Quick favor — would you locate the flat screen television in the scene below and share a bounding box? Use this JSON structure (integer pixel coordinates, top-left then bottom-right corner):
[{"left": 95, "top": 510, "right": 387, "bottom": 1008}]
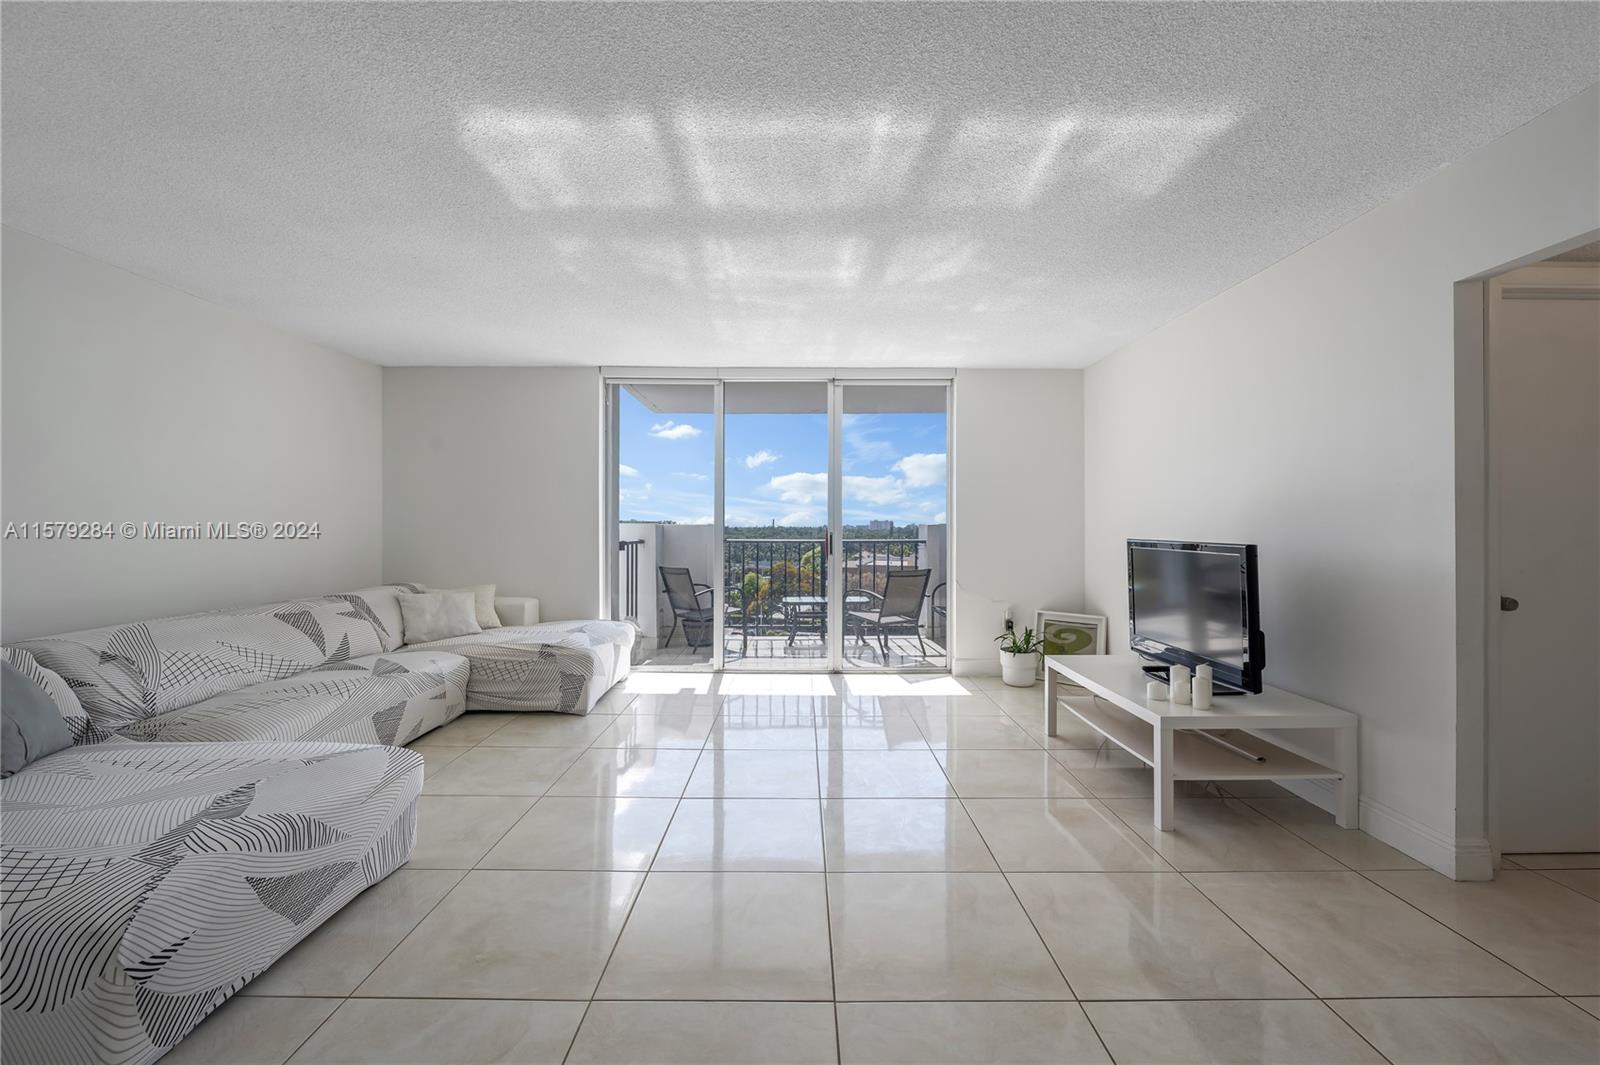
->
[{"left": 1127, "top": 540, "right": 1265, "bottom": 695}]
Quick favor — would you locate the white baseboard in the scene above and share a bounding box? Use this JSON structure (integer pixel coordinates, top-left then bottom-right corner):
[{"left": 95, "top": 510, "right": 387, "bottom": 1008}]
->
[
  {"left": 952, "top": 657, "right": 999, "bottom": 678},
  {"left": 1276, "top": 779, "right": 1491, "bottom": 880}
]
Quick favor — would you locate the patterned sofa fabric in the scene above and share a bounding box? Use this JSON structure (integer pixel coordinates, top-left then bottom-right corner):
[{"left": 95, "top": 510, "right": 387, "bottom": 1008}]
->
[
  {"left": 12, "top": 594, "right": 401, "bottom": 736},
  {"left": 114, "top": 650, "right": 469, "bottom": 746},
  {"left": 0, "top": 741, "right": 424, "bottom": 1065},
  {"left": 406, "top": 620, "right": 635, "bottom": 715},
  {"left": 1, "top": 647, "right": 110, "bottom": 747}
]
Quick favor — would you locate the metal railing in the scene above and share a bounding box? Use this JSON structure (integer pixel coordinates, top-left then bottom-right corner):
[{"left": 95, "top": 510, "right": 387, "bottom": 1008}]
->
[
  {"left": 722, "top": 537, "right": 925, "bottom": 619},
  {"left": 618, "top": 539, "right": 644, "bottom": 622}
]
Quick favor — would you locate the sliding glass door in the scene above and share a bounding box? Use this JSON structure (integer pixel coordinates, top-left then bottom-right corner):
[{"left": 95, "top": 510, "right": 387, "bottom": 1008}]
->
[{"left": 606, "top": 375, "right": 950, "bottom": 673}]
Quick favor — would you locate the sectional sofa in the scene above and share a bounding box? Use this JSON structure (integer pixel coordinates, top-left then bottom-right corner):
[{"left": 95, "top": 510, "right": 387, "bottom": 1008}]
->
[{"left": 0, "top": 583, "right": 634, "bottom": 1064}]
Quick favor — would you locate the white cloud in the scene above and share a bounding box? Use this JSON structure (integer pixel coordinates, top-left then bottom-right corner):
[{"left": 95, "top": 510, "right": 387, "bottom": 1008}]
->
[
  {"left": 674, "top": 471, "right": 709, "bottom": 481},
  {"left": 649, "top": 420, "right": 702, "bottom": 440},
  {"left": 743, "top": 449, "right": 781, "bottom": 469},
  {"left": 684, "top": 515, "right": 714, "bottom": 525},
  {"left": 618, "top": 463, "right": 640, "bottom": 478},
  {"left": 768, "top": 471, "right": 828, "bottom": 505},
  {"left": 844, "top": 474, "right": 908, "bottom": 506},
  {"left": 893, "top": 452, "right": 946, "bottom": 488},
  {"left": 768, "top": 471, "right": 910, "bottom": 508},
  {"left": 780, "top": 509, "right": 819, "bottom": 526}
]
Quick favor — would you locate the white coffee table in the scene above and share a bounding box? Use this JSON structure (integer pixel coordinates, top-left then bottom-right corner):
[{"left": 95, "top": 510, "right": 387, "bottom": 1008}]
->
[{"left": 1044, "top": 655, "right": 1359, "bottom": 831}]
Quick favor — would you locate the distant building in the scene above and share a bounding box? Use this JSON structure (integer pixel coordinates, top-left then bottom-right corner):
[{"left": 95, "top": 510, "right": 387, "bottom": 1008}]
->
[{"left": 867, "top": 519, "right": 894, "bottom": 532}]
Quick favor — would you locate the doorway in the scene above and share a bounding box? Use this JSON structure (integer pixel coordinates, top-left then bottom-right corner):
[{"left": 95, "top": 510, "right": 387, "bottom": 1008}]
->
[
  {"left": 1484, "top": 254, "right": 1600, "bottom": 854},
  {"left": 605, "top": 374, "right": 952, "bottom": 674}
]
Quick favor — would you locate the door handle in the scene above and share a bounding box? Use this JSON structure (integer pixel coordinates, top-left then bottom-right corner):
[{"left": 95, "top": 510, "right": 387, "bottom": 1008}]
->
[{"left": 1500, "top": 596, "right": 1520, "bottom": 612}]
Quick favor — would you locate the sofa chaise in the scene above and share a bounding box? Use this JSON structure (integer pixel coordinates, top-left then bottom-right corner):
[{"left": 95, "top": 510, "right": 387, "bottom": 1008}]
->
[{"left": 0, "top": 582, "right": 634, "bottom": 1064}]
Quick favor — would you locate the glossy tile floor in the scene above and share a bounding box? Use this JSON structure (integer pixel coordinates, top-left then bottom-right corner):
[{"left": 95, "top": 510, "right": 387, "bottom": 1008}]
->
[{"left": 172, "top": 673, "right": 1600, "bottom": 1064}]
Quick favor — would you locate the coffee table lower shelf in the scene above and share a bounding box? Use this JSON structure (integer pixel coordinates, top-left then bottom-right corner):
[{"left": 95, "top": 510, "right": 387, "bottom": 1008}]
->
[{"left": 1059, "top": 693, "right": 1343, "bottom": 782}]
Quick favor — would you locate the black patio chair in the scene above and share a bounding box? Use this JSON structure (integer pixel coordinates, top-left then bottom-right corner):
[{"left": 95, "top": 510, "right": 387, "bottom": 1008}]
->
[
  {"left": 846, "top": 568, "right": 932, "bottom": 659},
  {"left": 659, "top": 566, "right": 714, "bottom": 650}
]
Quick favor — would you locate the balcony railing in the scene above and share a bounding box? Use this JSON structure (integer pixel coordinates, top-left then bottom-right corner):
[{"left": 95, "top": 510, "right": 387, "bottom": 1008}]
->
[{"left": 721, "top": 537, "right": 924, "bottom": 605}]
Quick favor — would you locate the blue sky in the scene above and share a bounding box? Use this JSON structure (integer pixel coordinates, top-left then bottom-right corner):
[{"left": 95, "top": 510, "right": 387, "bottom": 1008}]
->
[{"left": 617, "top": 391, "right": 946, "bottom": 527}]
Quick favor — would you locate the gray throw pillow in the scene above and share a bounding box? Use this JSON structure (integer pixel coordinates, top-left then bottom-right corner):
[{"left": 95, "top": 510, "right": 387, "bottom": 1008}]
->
[{"left": 2, "top": 659, "right": 73, "bottom": 777}]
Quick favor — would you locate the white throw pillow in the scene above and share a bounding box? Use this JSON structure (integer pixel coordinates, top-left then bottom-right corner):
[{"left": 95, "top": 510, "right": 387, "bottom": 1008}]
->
[
  {"left": 397, "top": 591, "right": 482, "bottom": 644},
  {"left": 431, "top": 583, "right": 500, "bottom": 630}
]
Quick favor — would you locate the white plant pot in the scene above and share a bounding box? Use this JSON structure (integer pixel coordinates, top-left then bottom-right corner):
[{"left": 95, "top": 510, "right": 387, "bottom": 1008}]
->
[{"left": 999, "top": 650, "right": 1038, "bottom": 687}]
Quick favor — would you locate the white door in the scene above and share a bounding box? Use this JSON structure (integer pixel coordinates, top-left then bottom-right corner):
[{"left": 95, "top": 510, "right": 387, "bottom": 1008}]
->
[{"left": 1489, "top": 263, "right": 1600, "bottom": 853}]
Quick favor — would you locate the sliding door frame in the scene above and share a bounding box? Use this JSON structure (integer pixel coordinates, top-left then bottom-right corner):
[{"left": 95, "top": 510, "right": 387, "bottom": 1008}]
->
[{"left": 601, "top": 368, "right": 955, "bottom": 675}]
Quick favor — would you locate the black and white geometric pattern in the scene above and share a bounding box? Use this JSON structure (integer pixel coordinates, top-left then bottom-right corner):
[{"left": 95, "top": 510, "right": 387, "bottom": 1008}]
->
[
  {"left": 406, "top": 620, "right": 635, "bottom": 715},
  {"left": 114, "top": 651, "right": 468, "bottom": 747},
  {"left": 0, "top": 741, "right": 423, "bottom": 1065}
]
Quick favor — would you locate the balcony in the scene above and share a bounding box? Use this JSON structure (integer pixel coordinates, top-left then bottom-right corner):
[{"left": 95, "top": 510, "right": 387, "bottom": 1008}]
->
[{"left": 620, "top": 525, "right": 948, "bottom": 670}]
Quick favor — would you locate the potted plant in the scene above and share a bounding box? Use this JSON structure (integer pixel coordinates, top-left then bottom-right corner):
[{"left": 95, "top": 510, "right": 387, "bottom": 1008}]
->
[{"left": 994, "top": 625, "right": 1046, "bottom": 687}]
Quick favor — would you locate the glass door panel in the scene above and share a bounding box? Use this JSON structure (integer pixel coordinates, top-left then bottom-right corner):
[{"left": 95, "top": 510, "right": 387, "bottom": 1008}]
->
[
  {"left": 611, "top": 382, "right": 717, "bottom": 670},
  {"left": 722, "top": 381, "right": 832, "bottom": 671},
  {"left": 837, "top": 383, "right": 950, "bottom": 671}
]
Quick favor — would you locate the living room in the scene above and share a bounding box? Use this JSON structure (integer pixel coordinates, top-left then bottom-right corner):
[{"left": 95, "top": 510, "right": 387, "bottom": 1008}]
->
[{"left": 2, "top": 4, "right": 1597, "bottom": 1064}]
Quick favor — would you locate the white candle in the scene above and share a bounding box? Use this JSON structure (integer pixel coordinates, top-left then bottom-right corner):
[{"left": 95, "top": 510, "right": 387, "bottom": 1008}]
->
[
  {"left": 1193, "top": 665, "right": 1213, "bottom": 710},
  {"left": 1170, "top": 664, "right": 1192, "bottom": 705},
  {"left": 1146, "top": 680, "right": 1169, "bottom": 702}
]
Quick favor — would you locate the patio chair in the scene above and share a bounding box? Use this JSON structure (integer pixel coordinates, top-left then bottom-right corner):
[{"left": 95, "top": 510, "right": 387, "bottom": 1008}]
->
[
  {"left": 659, "top": 566, "right": 714, "bottom": 650},
  {"left": 846, "top": 568, "right": 932, "bottom": 659},
  {"left": 930, "top": 581, "right": 948, "bottom": 646}
]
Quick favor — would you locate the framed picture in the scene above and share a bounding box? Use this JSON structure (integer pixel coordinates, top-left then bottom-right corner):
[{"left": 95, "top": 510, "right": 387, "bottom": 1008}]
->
[{"left": 1034, "top": 610, "right": 1107, "bottom": 665}]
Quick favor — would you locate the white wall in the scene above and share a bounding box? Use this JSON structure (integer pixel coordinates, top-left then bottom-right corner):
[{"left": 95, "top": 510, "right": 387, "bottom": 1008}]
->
[
  {"left": 1081, "top": 87, "right": 1600, "bottom": 877},
  {"left": 383, "top": 367, "right": 601, "bottom": 621},
  {"left": 953, "top": 369, "right": 1085, "bottom": 674},
  {"left": 1, "top": 227, "right": 383, "bottom": 640}
]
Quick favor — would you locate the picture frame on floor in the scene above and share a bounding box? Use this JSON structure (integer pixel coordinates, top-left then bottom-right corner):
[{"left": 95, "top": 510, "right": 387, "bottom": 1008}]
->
[{"left": 1034, "top": 610, "right": 1106, "bottom": 677}]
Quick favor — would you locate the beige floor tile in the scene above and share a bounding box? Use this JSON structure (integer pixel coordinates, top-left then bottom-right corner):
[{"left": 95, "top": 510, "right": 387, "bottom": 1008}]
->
[
  {"left": 1367, "top": 868, "right": 1600, "bottom": 995},
  {"left": 916, "top": 714, "right": 1041, "bottom": 749},
  {"left": 1548, "top": 868, "right": 1600, "bottom": 901},
  {"left": 479, "top": 796, "right": 678, "bottom": 871},
  {"left": 1573, "top": 996, "right": 1600, "bottom": 1019},
  {"left": 624, "top": 692, "right": 720, "bottom": 715},
  {"left": 815, "top": 715, "right": 931, "bottom": 751},
  {"left": 704, "top": 716, "right": 819, "bottom": 750},
  {"left": 243, "top": 869, "right": 464, "bottom": 996},
  {"left": 591, "top": 712, "right": 716, "bottom": 749},
  {"left": 821, "top": 798, "right": 997, "bottom": 871},
  {"left": 164, "top": 995, "right": 340, "bottom": 1065},
  {"left": 480, "top": 712, "right": 618, "bottom": 747},
  {"left": 288, "top": 999, "right": 587, "bottom": 1064},
  {"left": 1009, "top": 871, "right": 1307, "bottom": 1000},
  {"left": 935, "top": 749, "right": 1084, "bottom": 799},
  {"left": 568, "top": 1001, "right": 838, "bottom": 1065},
  {"left": 597, "top": 872, "right": 833, "bottom": 1000},
  {"left": 357, "top": 870, "right": 643, "bottom": 999},
  {"left": 543, "top": 747, "right": 700, "bottom": 798},
  {"left": 421, "top": 746, "right": 585, "bottom": 796},
  {"left": 1505, "top": 852, "right": 1600, "bottom": 869},
  {"left": 837, "top": 1001, "right": 1110, "bottom": 1064},
  {"left": 1103, "top": 797, "right": 1344, "bottom": 872},
  {"left": 424, "top": 713, "right": 512, "bottom": 745},
  {"left": 654, "top": 798, "right": 825, "bottom": 871},
  {"left": 685, "top": 749, "right": 821, "bottom": 799},
  {"left": 1245, "top": 795, "right": 1426, "bottom": 870},
  {"left": 818, "top": 749, "right": 954, "bottom": 798},
  {"left": 1189, "top": 870, "right": 1546, "bottom": 997},
  {"left": 588, "top": 687, "right": 639, "bottom": 715},
  {"left": 1088, "top": 1000, "right": 1386, "bottom": 1065},
  {"left": 409, "top": 795, "right": 536, "bottom": 868},
  {"left": 409, "top": 744, "right": 471, "bottom": 777},
  {"left": 879, "top": 694, "right": 1014, "bottom": 717},
  {"left": 1331, "top": 997, "right": 1600, "bottom": 1065},
  {"left": 1048, "top": 745, "right": 1145, "bottom": 769},
  {"left": 964, "top": 798, "right": 1167, "bottom": 872},
  {"left": 1061, "top": 766, "right": 1155, "bottom": 797},
  {"left": 827, "top": 871, "right": 1071, "bottom": 1000}
]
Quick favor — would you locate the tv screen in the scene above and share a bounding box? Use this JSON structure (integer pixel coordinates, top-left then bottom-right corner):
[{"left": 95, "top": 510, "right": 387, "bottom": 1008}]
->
[{"left": 1128, "top": 540, "right": 1264, "bottom": 694}]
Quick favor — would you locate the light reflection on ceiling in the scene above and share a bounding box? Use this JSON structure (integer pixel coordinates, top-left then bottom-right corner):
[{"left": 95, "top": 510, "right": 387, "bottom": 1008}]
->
[{"left": 2, "top": 3, "right": 1594, "bottom": 367}]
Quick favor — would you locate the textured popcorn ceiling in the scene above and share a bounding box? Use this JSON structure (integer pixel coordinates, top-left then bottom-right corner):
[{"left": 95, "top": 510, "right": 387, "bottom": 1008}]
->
[{"left": 2, "top": 3, "right": 1596, "bottom": 368}]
